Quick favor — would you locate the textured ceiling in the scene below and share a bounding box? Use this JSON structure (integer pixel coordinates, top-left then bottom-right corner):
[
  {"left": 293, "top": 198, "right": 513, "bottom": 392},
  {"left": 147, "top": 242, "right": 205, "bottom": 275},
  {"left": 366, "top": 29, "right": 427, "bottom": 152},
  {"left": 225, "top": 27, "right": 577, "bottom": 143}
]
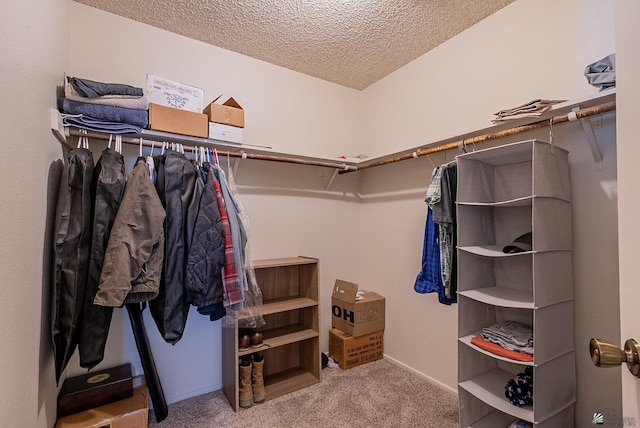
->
[{"left": 73, "top": 0, "right": 515, "bottom": 90}]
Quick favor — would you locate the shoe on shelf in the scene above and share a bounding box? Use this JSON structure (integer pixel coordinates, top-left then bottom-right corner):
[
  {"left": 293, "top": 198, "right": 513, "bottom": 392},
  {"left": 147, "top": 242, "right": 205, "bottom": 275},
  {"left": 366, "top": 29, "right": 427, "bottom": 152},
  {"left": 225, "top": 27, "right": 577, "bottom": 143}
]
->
[
  {"left": 250, "top": 331, "right": 264, "bottom": 348},
  {"left": 238, "top": 357, "right": 253, "bottom": 408},
  {"left": 251, "top": 353, "right": 266, "bottom": 404},
  {"left": 238, "top": 332, "right": 251, "bottom": 351}
]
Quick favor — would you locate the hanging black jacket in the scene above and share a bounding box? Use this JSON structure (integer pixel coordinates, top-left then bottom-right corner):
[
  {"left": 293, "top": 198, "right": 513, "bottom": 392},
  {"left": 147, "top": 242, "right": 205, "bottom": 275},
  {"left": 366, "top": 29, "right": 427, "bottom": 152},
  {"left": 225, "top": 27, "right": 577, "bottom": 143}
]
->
[
  {"left": 185, "top": 163, "right": 226, "bottom": 319},
  {"left": 150, "top": 151, "right": 201, "bottom": 344},
  {"left": 52, "top": 148, "right": 94, "bottom": 383},
  {"left": 79, "top": 148, "right": 126, "bottom": 369}
]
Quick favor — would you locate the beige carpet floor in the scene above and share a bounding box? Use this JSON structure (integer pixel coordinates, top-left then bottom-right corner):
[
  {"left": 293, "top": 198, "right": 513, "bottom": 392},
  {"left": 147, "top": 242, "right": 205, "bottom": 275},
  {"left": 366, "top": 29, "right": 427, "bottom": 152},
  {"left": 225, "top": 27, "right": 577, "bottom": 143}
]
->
[{"left": 149, "top": 359, "right": 459, "bottom": 427}]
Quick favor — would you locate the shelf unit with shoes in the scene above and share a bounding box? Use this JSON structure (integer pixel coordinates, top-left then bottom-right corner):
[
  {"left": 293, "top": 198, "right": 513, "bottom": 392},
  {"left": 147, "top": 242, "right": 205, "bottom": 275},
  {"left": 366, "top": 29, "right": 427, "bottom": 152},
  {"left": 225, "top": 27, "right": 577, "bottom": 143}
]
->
[
  {"left": 456, "top": 140, "right": 576, "bottom": 427},
  {"left": 222, "top": 256, "right": 321, "bottom": 411}
]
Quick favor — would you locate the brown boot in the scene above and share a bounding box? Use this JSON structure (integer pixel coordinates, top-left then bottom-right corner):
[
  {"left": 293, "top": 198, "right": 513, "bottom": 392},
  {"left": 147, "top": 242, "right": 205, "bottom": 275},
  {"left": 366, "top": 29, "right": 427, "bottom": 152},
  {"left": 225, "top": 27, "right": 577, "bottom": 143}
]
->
[
  {"left": 251, "top": 353, "right": 266, "bottom": 404},
  {"left": 239, "top": 358, "right": 253, "bottom": 408}
]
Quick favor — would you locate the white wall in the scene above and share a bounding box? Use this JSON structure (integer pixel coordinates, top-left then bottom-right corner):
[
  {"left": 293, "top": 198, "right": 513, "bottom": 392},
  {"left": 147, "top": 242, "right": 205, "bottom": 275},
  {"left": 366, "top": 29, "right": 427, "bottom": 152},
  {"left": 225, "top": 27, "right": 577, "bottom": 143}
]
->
[
  {"left": 360, "top": 0, "right": 616, "bottom": 157},
  {"left": 359, "top": 1, "right": 619, "bottom": 426},
  {"left": 69, "top": 4, "right": 362, "bottom": 160},
  {"left": 66, "top": 2, "right": 364, "bottom": 405},
  {"left": 0, "top": 0, "right": 71, "bottom": 427}
]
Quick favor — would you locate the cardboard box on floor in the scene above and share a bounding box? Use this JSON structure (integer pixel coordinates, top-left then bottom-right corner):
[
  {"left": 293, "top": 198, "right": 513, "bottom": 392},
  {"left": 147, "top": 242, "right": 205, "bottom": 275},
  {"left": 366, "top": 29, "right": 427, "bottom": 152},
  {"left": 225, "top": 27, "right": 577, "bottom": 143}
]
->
[
  {"left": 148, "top": 103, "right": 208, "bottom": 138},
  {"left": 331, "top": 279, "right": 385, "bottom": 337},
  {"left": 329, "top": 328, "right": 384, "bottom": 370},
  {"left": 55, "top": 381, "right": 149, "bottom": 428},
  {"left": 204, "top": 95, "right": 245, "bottom": 128}
]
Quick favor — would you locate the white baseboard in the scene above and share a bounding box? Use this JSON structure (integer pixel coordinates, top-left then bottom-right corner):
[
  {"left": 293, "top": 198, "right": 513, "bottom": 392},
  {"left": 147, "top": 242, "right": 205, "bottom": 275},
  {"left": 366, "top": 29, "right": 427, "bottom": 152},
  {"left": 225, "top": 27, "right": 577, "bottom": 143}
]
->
[{"left": 383, "top": 354, "right": 458, "bottom": 396}]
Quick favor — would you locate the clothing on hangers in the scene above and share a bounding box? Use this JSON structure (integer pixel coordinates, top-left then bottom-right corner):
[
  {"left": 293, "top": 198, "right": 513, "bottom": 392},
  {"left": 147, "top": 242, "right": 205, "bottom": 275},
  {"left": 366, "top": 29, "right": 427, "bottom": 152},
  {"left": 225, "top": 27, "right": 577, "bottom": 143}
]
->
[
  {"left": 431, "top": 160, "right": 457, "bottom": 301},
  {"left": 210, "top": 153, "right": 245, "bottom": 308},
  {"left": 214, "top": 164, "right": 249, "bottom": 302},
  {"left": 414, "top": 162, "right": 457, "bottom": 305},
  {"left": 79, "top": 147, "right": 126, "bottom": 369},
  {"left": 149, "top": 150, "right": 198, "bottom": 344},
  {"left": 94, "top": 157, "right": 165, "bottom": 307},
  {"left": 52, "top": 147, "right": 94, "bottom": 383},
  {"left": 185, "top": 162, "right": 226, "bottom": 321}
]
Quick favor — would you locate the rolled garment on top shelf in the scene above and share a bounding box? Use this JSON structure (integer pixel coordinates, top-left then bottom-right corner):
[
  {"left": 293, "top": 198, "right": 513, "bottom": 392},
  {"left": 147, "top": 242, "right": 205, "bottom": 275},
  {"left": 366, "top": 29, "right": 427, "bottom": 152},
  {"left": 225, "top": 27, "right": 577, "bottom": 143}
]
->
[{"left": 67, "top": 76, "right": 144, "bottom": 98}]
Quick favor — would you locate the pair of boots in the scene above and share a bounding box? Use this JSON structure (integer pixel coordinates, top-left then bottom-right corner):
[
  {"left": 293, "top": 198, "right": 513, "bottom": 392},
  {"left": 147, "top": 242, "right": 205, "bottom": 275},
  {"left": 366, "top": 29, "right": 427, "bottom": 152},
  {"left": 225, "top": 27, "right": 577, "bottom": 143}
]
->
[{"left": 239, "top": 353, "right": 265, "bottom": 408}]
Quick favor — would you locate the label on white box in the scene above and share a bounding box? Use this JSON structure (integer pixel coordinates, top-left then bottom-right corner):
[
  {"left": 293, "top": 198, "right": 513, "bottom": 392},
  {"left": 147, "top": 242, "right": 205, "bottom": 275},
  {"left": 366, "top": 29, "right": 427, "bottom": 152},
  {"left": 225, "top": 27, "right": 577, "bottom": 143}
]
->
[
  {"left": 208, "top": 122, "right": 244, "bottom": 144},
  {"left": 146, "top": 74, "right": 204, "bottom": 113}
]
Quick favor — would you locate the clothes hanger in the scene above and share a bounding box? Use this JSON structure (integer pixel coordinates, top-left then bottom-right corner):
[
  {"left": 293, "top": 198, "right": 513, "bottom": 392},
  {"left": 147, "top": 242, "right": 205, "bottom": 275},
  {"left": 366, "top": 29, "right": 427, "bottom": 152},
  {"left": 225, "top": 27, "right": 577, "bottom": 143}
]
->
[
  {"left": 549, "top": 118, "right": 556, "bottom": 154},
  {"left": 77, "top": 129, "right": 89, "bottom": 149},
  {"left": 458, "top": 138, "right": 468, "bottom": 154},
  {"left": 212, "top": 148, "right": 220, "bottom": 166}
]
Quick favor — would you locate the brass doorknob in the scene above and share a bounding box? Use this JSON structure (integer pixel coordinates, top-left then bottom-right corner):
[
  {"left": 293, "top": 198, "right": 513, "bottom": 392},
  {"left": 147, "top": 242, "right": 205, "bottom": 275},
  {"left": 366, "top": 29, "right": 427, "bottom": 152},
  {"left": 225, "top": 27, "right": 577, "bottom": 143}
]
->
[{"left": 590, "top": 338, "right": 640, "bottom": 377}]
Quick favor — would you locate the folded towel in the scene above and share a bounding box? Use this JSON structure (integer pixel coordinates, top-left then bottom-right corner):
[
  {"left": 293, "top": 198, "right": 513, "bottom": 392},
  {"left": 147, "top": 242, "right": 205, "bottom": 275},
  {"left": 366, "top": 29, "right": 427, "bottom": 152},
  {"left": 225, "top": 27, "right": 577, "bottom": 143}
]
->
[
  {"left": 67, "top": 76, "right": 144, "bottom": 98},
  {"left": 58, "top": 98, "right": 148, "bottom": 128},
  {"left": 62, "top": 114, "right": 142, "bottom": 135},
  {"left": 65, "top": 80, "right": 148, "bottom": 110}
]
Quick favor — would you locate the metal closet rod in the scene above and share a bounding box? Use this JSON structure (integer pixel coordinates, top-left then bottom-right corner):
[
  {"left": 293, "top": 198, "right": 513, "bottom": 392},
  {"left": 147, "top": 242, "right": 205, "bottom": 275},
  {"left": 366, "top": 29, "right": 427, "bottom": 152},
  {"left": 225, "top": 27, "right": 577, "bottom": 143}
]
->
[
  {"left": 67, "top": 128, "right": 358, "bottom": 171},
  {"left": 343, "top": 100, "right": 617, "bottom": 174}
]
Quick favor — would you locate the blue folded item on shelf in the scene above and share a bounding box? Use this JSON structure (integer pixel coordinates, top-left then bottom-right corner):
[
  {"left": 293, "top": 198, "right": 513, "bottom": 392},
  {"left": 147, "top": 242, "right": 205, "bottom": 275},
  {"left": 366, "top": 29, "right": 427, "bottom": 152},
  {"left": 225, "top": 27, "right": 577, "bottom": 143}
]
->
[
  {"left": 58, "top": 98, "right": 148, "bottom": 128},
  {"left": 61, "top": 114, "right": 142, "bottom": 135},
  {"left": 67, "top": 76, "right": 144, "bottom": 98}
]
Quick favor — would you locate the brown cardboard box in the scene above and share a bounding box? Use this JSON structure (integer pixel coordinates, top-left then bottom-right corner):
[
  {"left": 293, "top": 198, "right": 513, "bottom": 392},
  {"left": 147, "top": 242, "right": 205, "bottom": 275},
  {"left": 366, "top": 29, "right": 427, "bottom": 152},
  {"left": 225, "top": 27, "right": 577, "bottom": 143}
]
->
[
  {"left": 331, "top": 279, "right": 385, "bottom": 337},
  {"left": 58, "top": 364, "right": 133, "bottom": 418},
  {"left": 55, "top": 382, "right": 149, "bottom": 428},
  {"left": 148, "top": 103, "right": 208, "bottom": 138},
  {"left": 329, "top": 328, "right": 383, "bottom": 370},
  {"left": 204, "top": 96, "right": 244, "bottom": 128}
]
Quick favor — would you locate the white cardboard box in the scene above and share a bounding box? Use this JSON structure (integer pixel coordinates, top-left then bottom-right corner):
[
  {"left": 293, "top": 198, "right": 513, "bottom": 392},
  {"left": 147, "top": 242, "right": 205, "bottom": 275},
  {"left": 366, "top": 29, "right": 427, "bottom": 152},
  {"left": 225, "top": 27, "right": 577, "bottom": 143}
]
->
[
  {"left": 146, "top": 74, "right": 204, "bottom": 113},
  {"left": 208, "top": 122, "right": 244, "bottom": 144}
]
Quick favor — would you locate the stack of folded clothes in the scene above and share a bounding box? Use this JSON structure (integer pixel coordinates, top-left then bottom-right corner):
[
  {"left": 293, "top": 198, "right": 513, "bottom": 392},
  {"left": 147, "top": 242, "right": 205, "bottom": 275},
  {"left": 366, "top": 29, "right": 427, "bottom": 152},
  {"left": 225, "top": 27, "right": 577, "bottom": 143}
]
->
[
  {"left": 58, "top": 76, "right": 148, "bottom": 134},
  {"left": 492, "top": 99, "right": 565, "bottom": 123},
  {"left": 470, "top": 320, "right": 534, "bottom": 362}
]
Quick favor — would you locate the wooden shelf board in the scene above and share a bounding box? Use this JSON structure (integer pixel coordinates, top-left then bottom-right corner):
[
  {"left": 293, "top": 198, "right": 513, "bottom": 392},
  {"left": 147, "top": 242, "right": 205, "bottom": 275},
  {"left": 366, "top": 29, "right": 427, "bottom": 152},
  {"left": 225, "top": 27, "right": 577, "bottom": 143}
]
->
[
  {"left": 234, "top": 297, "right": 318, "bottom": 320},
  {"left": 264, "top": 368, "right": 320, "bottom": 401},
  {"left": 261, "top": 297, "right": 318, "bottom": 315},
  {"left": 238, "top": 327, "right": 319, "bottom": 357},
  {"left": 252, "top": 256, "right": 318, "bottom": 269}
]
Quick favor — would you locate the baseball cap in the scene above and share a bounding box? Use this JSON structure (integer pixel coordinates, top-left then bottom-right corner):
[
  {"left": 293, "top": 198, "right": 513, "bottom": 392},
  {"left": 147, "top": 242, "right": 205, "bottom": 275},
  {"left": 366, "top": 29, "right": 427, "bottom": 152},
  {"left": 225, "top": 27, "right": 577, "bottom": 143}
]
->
[{"left": 502, "top": 232, "right": 533, "bottom": 253}]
